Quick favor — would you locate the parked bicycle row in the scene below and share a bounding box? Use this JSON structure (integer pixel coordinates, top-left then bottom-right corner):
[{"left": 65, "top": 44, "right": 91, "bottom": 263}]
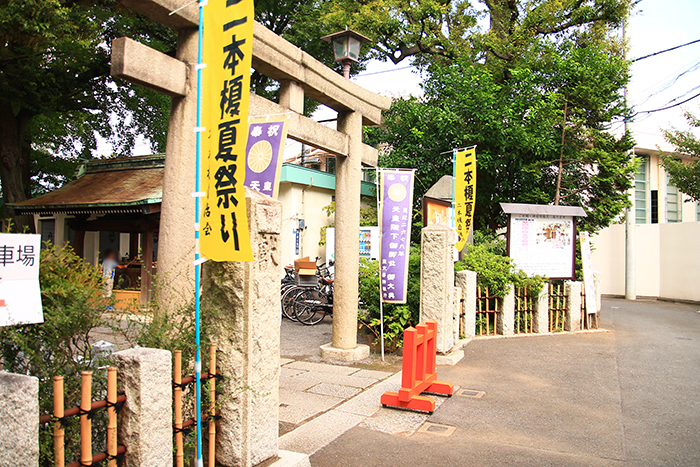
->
[{"left": 280, "top": 257, "right": 334, "bottom": 326}]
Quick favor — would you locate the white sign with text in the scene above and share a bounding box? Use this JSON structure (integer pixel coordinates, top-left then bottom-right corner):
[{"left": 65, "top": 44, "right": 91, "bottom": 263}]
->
[
  {"left": 509, "top": 214, "right": 575, "bottom": 279},
  {"left": 0, "top": 233, "right": 43, "bottom": 327}
]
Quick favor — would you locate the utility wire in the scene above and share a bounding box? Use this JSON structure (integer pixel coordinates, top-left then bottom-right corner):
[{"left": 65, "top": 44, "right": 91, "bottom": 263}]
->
[
  {"left": 356, "top": 65, "right": 413, "bottom": 77},
  {"left": 635, "top": 90, "right": 700, "bottom": 115},
  {"left": 632, "top": 38, "right": 700, "bottom": 62}
]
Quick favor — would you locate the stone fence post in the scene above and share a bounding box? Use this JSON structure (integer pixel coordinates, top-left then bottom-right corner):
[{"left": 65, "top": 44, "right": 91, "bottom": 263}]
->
[
  {"left": 565, "top": 281, "right": 583, "bottom": 332},
  {"left": 201, "top": 189, "right": 283, "bottom": 467},
  {"left": 534, "top": 283, "right": 549, "bottom": 334},
  {"left": 0, "top": 372, "right": 39, "bottom": 467},
  {"left": 113, "top": 347, "right": 173, "bottom": 467},
  {"left": 456, "top": 270, "right": 476, "bottom": 339},
  {"left": 420, "top": 224, "right": 458, "bottom": 353},
  {"left": 498, "top": 286, "right": 515, "bottom": 336}
]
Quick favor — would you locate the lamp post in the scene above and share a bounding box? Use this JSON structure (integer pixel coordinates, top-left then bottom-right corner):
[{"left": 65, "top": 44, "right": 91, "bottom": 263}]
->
[{"left": 321, "top": 27, "right": 371, "bottom": 79}]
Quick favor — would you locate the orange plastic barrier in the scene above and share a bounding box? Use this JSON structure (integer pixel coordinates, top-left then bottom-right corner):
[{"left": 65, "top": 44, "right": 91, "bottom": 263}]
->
[{"left": 381, "top": 320, "right": 453, "bottom": 413}]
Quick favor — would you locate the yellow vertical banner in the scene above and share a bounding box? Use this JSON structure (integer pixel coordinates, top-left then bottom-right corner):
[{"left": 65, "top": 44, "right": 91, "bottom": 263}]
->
[
  {"left": 199, "top": 0, "right": 254, "bottom": 262},
  {"left": 454, "top": 147, "right": 476, "bottom": 251}
]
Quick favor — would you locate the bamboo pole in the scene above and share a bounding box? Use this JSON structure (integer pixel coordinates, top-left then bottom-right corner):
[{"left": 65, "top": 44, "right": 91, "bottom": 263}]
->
[
  {"left": 53, "top": 376, "right": 65, "bottom": 467},
  {"left": 107, "top": 367, "right": 117, "bottom": 467},
  {"left": 208, "top": 344, "right": 217, "bottom": 467},
  {"left": 80, "top": 371, "right": 92, "bottom": 466},
  {"left": 174, "top": 351, "right": 184, "bottom": 467}
]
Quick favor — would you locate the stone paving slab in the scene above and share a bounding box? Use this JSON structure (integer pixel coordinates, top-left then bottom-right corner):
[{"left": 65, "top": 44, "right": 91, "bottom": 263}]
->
[
  {"left": 282, "top": 371, "right": 379, "bottom": 391},
  {"left": 307, "top": 382, "right": 363, "bottom": 399},
  {"left": 279, "top": 409, "right": 366, "bottom": 455},
  {"left": 280, "top": 367, "right": 307, "bottom": 378},
  {"left": 279, "top": 388, "right": 343, "bottom": 414},
  {"left": 350, "top": 368, "right": 394, "bottom": 380},
  {"left": 280, "top": 358, "right": 295, "bottom": 366},
  {"left": 284, "top": 361, "right": 359, "bottom": 375}
]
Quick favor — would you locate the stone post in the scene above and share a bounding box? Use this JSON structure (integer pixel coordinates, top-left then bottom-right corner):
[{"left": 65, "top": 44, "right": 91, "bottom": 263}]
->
[
  {"left": 201, "top": 189, "right": 283, "bottom": 467},
  {"left": 565, "top": 281, "right": 583, "bottom": 332},
  {"left": 453, "top": 286, "right": 462, "bottom": 342},
  {"left": 0, "top": 372, "right": 39, "bottom": 467},
  {"left": 157, "top": 28, "right": 198, "bottom": 311},
  {"left": 593, "top": 271, "right": 602, "bottom": 312},
  {"left": 419, "top": 224, "right": 457, "bottom": 353},
  {"left": 499, "top": 285, "right": 515, "bottom": 336},
  {"left": 113, "top": 347, "right": 173, "bottom": 467},
  {"left": 456, "top": 270, "right": 477, "bottom": 339},
  {"left": 533, "top": 283, "right": 549, "bottom": 334},
  {"left": 322, "top": 110, "right": 370, "bottom": 361}
]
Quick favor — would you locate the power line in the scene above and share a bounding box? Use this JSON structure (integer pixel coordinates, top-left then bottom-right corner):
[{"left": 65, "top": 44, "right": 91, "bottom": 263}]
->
[
  {"left": 634, "top": 56, "right": 700, "bottom": 108},
  {"left": 635, "top": 90, "right": 700, "bottom": 115},
  {"left": 632, "top": 38, "right": 700, "bottom": 62},
  {"left": 356, "top": 65, "right": 413, "bottom": 77}
]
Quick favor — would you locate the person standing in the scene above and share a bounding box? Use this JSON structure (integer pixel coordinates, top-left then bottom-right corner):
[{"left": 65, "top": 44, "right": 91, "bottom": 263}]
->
[{"left": 101, "top": 249, "right": 123, "bottom": 298}]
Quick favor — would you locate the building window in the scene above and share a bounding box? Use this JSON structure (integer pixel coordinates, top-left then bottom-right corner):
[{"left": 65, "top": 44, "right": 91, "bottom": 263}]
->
[
  {"left": 666, "top": 173, "right": 681, "bottom": 223},
  {"left": 651, "top": 190, "right": 659, "bottom": 224},
  {"left": 635, "top": 155, "right": 649, "bottom": 224}
]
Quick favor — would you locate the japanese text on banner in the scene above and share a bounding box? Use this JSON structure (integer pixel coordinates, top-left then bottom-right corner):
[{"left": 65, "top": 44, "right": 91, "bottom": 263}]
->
[
  {"left": 380, "top": 170, "right": 414, "bottom": 304},
  {"left": 199, "top": 0, "right": 254, "bottom": 262},
  {"left": 454, "top": 147, "right": 476, "bottom": 251},
  {"left": 244, "top": 119, "right": 288, "bottom": 199}
]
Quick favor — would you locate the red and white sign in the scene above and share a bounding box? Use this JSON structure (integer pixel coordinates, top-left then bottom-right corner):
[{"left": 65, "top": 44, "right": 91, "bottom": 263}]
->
[{"left": 0, "top": 233, "right": 43, "bottom": 326}]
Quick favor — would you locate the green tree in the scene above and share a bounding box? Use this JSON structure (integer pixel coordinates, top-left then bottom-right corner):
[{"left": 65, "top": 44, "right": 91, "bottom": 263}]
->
[
  {"left": 366, "top": 20, "right": 634, "bottom": 233},
  {"left": 0, "top": 0, "right": 176, "bottom": 231},
  {"left": 321, "top": 0, "right": 629, "bottom": 67},
  {"left": 661, "top": 110, "right": 700, "bottom": 202}
]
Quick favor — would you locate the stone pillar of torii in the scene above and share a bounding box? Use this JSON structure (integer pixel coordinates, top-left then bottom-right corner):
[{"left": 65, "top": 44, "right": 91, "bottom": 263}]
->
[{"left": 112, "top": 0, "right": 391, "bottom": 362}]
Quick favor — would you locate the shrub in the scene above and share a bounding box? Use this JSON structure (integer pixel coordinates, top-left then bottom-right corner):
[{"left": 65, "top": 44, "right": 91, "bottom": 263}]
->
[
  {"left": 0, "top": 242, "right": 109, "bottom": 466},
  {"left": 358, "top": 246, "right": 420, "bottom": 351}
]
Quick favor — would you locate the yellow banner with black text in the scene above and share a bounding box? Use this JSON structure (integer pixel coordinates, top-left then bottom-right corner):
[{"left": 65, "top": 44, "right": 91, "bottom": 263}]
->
[
  {"left": 454, "top": 147, "right": 476, "bottom": 251},
  {"left": 200, "top": 0, "right": 254, "bottom": 262}
]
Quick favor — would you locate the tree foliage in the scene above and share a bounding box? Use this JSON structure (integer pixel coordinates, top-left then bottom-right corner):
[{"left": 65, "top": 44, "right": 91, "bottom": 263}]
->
[
  {"left": 364, "top": 1, "right": 635, "bottom": 233},
  {"left": 661, "top": 110, "right": 700, "bottom": 202},
  {"left": 0, "top": 0, "right": 176, "bottom": 230}
]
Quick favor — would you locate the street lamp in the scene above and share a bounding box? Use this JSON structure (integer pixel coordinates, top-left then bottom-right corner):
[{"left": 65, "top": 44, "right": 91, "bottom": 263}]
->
[{"left": 321, "top": 27, "right": 371, "bottom": 80}]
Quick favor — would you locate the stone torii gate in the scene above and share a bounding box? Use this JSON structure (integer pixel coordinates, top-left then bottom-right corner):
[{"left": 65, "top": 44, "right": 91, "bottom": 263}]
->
[{"left": 111, "top": 0, "right": 391, "bottom": 361}]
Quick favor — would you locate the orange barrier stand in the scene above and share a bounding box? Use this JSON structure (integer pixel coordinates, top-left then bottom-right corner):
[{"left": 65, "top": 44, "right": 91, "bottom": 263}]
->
[{"left": 380, "top": 320, "right": 454, "bottom": 413}]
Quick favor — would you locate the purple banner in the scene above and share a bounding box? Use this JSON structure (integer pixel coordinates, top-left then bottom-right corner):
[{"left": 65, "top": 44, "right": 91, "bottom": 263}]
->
[
  {"left": 244, "top": 119, "right": 288, "bottom": 198},
  {"left": 380, "top": 170, "right": 415, "bottom": 303}
]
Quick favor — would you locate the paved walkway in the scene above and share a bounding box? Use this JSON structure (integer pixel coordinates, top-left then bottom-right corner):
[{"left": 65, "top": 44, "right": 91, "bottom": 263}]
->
[{"left": 279, "top": 298, "right": 700, "bottom": 466}]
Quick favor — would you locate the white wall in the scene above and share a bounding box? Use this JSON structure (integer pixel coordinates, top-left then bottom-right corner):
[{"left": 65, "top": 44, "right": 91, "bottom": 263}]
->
[
  {"left": 278, "top": 182, "right": 336, "bottom": 269},
  {"left": 592, "top": 222, "right": 700, "bottom": 302}
]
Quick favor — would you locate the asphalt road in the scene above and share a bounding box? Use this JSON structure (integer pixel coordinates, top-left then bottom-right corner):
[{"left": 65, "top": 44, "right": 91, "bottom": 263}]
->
[{"left": 311, "top": 298, "right": 700, "bottom": 467}]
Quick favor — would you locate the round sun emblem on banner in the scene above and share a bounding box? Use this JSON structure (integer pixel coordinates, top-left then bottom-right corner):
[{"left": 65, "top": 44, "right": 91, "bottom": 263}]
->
[
  {"left": 387, "top": 183, "right": 407, "bottom": 202},
  {"left": 248, "top": 140, "right": 273, "bottom": 173}
]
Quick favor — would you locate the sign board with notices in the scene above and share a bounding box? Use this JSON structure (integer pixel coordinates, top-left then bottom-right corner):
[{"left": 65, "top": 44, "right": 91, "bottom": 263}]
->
[
  {"left": 502, "top": 203, "right": 587, "bottom": 281},
  {"left": 326, "top": 227, "right": 380, "bottom": 262},
  {"left": 0, "top": 233, "right": 43, "bottom": 327}
]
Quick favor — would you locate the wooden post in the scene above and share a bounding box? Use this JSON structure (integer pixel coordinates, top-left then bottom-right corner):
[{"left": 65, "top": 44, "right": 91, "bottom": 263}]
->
[
  {"left": 208, "top": 345, "right": 217, "bottom": 467},
  {"left": 53, "top": 376, "right": 65, "bottom": 467},
  {"left": 174, "top": 351, "right": 184, "bottom": 467},
  {"left": 129, "top": 233, "right": 139, "bottom": 260},
  {"left": 73, "top": 230, "right": 86, "bottom": 257},
  {"left": 107, "top": 367, "right": 117, "bottom": 467},
  {"left": 141, "top": 230, "right": 154, "bottom": 307},
  {"left": 80, "top": 371, "right": 92, "bottom": 466}
]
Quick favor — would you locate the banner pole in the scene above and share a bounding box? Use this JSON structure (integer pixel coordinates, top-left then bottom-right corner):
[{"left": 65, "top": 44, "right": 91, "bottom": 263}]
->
[
  {"left": 452, "top": 149, "right": 457, "bottom": 230},
  {"left": 376, "top": 168, "right": 385, "bottom": 362},
  {"left": 194, "top": 2, "right": 204, "bottom": 466}
]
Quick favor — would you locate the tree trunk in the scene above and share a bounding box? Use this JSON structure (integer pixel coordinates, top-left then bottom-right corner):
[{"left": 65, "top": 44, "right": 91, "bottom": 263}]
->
[
  {"left": 554, "top": 100, "right": 568, "bottom": 206},
  {"left": 0, "top": 102, "right": 35, "bottom": 233}
]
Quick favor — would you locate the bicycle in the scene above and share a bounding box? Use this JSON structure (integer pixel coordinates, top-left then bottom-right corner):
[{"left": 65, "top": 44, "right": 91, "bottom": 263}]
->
[{"left": 291, "top": 275, "right": 334, "bottom": 325}]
